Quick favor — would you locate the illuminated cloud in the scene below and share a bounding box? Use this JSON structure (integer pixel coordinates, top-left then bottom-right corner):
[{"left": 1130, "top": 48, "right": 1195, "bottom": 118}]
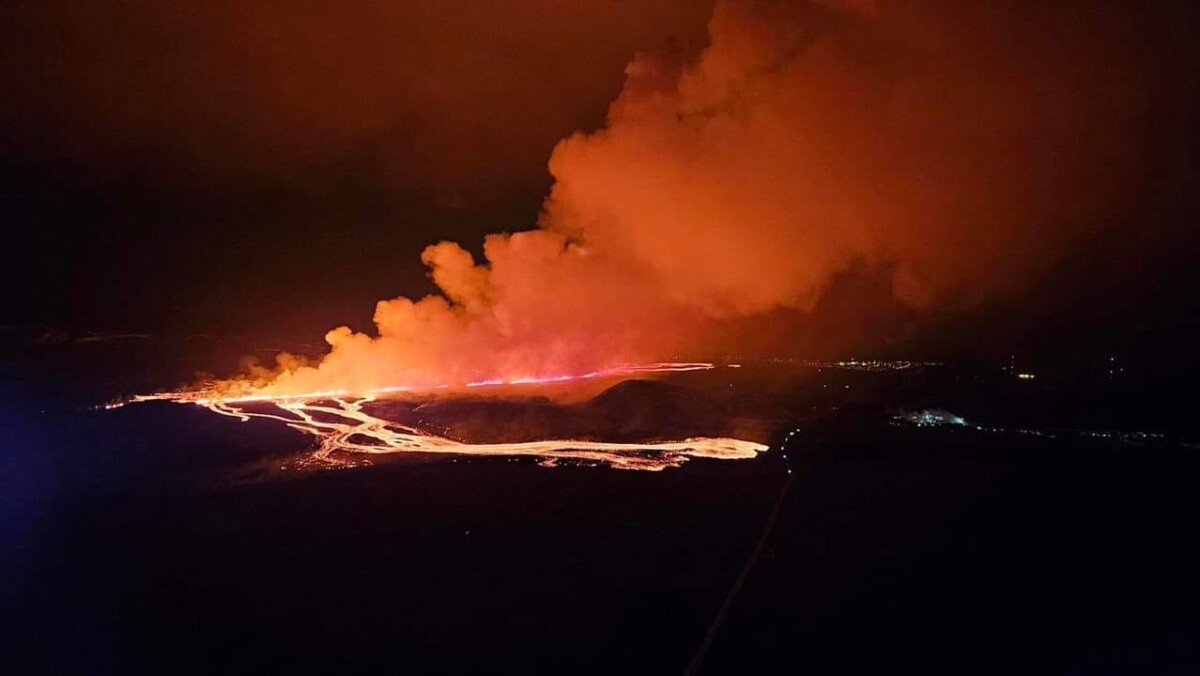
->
[{"left": 191, "top": 0, "right": 1154, "bottom": 396}]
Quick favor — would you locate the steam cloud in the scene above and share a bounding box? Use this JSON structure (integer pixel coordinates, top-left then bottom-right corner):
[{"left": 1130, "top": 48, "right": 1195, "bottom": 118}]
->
[{"left": 247, "top": 0, "right": 1148, "bottom": 396}]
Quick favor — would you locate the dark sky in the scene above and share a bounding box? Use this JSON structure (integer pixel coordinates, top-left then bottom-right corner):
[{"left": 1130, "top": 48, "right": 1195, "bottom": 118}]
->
[
  {"left": 2, "top": 0, "right": 713, "bottom": 336},
  {"left": 3, "top": 0, "right": 1198, "bottom": 358}
]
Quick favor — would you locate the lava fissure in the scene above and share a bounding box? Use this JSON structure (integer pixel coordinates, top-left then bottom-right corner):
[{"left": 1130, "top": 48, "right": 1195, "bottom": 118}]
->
[{"left": 122, "top": 362, "right": 767, "bottom": 471}]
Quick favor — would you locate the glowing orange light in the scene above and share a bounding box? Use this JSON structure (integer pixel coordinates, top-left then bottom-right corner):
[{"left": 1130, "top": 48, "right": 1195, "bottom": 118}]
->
[
  {"left": 122, "top": 362, "right": 768, "bottom": 471},
  {"left": 209, "top": 396, "right": 765, "bottom": 471}
]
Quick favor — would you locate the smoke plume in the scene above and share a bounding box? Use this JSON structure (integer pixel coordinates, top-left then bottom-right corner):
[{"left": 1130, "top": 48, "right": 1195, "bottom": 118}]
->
[{"left": 245, "top": 0, "right": 1149, "bottom": 396}]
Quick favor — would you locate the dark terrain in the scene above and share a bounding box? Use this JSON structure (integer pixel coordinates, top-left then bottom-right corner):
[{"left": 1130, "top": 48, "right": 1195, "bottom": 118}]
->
[{"left": 4, "top": 334, "right": 1198, "bottom": 674}]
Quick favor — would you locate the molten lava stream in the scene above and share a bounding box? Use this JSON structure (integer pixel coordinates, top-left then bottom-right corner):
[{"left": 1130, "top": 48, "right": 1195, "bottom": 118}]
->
[
  {"left": 128, "top": 362, "right": 767, "bottom": 471},
  {"left": 208, "top": 397, "right": 765, "bottom": 471}
]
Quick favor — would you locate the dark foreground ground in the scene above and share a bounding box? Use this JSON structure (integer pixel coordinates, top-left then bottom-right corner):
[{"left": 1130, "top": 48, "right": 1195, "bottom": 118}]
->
[{"left": 3, "top": 338, "right": 1199, "bottom": 674}]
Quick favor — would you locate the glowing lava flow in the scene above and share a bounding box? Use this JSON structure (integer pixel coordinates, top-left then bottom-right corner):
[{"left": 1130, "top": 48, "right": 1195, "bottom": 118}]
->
[
  {"left": 120, "top": 362, "right": 768, "bottom": 471},
  {"left": 206, "top": 397, "right": 765, "bottom": 471},
  {"left": 127, "top": 362, "right": 720, "bottom": 406}
]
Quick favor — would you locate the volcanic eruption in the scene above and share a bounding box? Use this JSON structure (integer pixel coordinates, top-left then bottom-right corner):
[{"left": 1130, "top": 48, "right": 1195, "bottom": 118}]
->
[{"left": 134, "top": 0, "right": 1157, "bottom": 468}]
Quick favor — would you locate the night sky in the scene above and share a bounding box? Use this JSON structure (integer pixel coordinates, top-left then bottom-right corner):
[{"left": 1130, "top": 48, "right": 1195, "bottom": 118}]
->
[
  {"left": 2, "top": 1, "right": 712, "bottom": 336},
  {"left": 3, "top": 0, "right": 1197, "bottom": 360}
]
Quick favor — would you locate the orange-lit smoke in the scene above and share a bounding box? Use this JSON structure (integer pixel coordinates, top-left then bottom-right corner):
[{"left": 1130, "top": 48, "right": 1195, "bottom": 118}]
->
[{"left": 224, "top": 0, "right": 1146, "bottom": 398}]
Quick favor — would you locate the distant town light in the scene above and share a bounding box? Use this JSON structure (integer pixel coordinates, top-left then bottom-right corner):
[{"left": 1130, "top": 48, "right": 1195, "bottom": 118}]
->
[
  {"left": 897, "top": 408, "right": 966, "bottom": 427},
  {"left": 1017, "top": 373, "right": 1036, "bottom": 380}
]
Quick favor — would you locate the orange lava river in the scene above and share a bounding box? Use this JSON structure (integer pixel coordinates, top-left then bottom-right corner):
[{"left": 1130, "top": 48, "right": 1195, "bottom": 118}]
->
[{"left": 121, "top": 362, "right": 769, "bottom": 471}]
